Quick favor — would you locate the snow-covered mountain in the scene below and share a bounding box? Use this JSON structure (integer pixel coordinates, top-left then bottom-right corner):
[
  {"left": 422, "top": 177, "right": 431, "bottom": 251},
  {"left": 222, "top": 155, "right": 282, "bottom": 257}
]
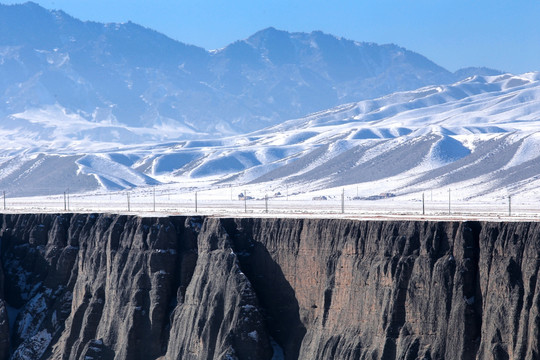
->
[
  {"left": 0, "top": 2, "right": 501, "bottom": 141},
  {"left": 1, "top": 72, "right": 539, "bottom": 200},
  {"left": 1, "top": 2, "right": 537, "bottom": 201}
]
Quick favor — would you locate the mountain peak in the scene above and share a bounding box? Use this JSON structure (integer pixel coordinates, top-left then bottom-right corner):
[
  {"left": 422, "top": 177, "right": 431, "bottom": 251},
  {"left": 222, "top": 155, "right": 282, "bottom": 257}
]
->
[
  {"left": 245, "top": 27, "right": 291, "bottom": 46},
  {"left": 0, "top": 5, "right": 514, "bottom": 140},
  {"left": 0, "top": 1, "right": 51, "bottom": 15},
  {"left": 17, "top": 1, "right": 42, "bottom": 9},
  {"left": 253, "top": 26, "right": 283, "bottom": 35}
]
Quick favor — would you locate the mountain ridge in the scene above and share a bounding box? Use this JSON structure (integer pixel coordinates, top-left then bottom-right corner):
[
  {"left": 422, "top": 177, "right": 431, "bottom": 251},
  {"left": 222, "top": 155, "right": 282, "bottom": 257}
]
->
[{"left": 0, "top": 2, "right": 502, "bottom": 141}]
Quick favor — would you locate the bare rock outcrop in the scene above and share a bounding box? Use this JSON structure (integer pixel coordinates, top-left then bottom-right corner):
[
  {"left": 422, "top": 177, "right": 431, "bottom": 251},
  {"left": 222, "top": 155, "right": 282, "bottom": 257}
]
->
[
  {"left": 0, "top": 258, "right": 8, "bottom": 360},
  {"left": 0, "top": 214, "right": 273, "bottom": 360},
  {"left": 0, "top": 214, "right": 539, "bottom": 360},
  {"left": 165, "top": 218, "right": 272, "bottom": 360},
  {"left": 225, "top": 218, "right": 539, "bottom": 360}
]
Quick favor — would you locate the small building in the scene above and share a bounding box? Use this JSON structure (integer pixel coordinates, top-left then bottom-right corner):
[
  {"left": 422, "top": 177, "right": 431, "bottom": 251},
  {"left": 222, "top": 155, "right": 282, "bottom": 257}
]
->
[{"left": 238, "top": 193, "right": 254, "bottom": 200}]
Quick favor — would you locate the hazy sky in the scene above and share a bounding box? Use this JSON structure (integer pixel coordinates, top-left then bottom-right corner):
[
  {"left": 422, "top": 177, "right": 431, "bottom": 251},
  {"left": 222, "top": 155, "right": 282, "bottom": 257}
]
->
[{"left": 2, "top": 1, "right": 539, "bottom": 74}]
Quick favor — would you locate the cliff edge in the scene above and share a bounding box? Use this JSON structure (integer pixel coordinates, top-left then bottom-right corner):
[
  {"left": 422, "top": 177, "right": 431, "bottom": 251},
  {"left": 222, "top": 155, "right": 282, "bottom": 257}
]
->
[{"left": 0, "top": 214, "right": 538, "bottom": 359}]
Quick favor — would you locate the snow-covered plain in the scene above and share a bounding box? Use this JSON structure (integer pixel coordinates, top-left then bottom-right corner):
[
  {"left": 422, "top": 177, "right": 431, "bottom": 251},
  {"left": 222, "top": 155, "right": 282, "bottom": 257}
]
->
[
  {"left": 2, "top": 72, "right": 540, "bottom": 219},
  {"left": 2, "top": 183, "right": 539, "bottom": 222}
]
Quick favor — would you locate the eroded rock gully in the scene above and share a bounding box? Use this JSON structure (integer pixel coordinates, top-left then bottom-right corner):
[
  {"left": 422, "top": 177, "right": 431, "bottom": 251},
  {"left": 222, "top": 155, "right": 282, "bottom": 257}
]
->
[{"left": 0, "top": 214, "right": 538, "bottom": 359}]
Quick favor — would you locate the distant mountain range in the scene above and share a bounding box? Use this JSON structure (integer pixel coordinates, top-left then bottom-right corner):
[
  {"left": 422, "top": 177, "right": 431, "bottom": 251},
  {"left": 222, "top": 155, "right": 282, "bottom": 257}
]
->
[
  {"left": 3, "top": 2, "right": 538, "bottom": 202},
  {"left": 0, "top": 2, "right": 502, "bottom": 142}
]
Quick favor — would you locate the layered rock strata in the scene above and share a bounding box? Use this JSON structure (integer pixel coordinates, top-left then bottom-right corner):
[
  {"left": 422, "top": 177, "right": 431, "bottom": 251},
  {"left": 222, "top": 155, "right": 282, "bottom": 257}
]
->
[{"left": 0, "top": 214, "right": 538, "bottom": 360}]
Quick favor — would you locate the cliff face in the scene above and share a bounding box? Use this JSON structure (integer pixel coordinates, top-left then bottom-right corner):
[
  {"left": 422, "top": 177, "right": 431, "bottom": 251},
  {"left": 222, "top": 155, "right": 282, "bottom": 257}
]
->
[{"left": 0, "top": 214, "right": 539, "bottom": 360}]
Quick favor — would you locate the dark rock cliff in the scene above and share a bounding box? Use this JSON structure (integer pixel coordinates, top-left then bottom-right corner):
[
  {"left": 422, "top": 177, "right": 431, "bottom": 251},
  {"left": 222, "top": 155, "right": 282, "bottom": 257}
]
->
[{"left": 0, "top": 214, "right": 539, "bottom": 360}]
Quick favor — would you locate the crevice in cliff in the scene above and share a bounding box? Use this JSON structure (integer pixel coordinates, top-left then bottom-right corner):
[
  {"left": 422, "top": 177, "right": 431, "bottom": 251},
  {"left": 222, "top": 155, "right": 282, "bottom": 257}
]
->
[
  {"left": 222, "top": 218, "right": 306, "bottom": 360},
  {"left": 171, "top": 216, "right": 200, "bottom": 304},
  {"left": 322, "top": 252, "right": 340, "bottom": 328},
  {"left": 160, "top": 215, "right": 200, "bottom": 357},
  {"left": 381, "top": 256, "right": 416, "bottom": 360},
  {"left": 464, "top": 221, "right": 483, "bottom": 360},
  {"left": 514, "top": 224, "right": 532, "bottom": 358}
]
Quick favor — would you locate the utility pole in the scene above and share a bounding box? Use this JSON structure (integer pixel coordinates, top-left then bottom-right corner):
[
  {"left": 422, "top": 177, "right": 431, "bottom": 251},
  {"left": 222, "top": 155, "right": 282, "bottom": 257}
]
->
[
  {"left": 195, "top": 191, "right": 198, "bottom": 213},
  {"left": 244, "top": 190, "right": 247, "bottom": 213},
  {"left": 422, "top": 192, "right": 425, "bottom": 215},
  {"left": 63, "top": 191, "right": 67, "bottom": 211},
  {"left": 448, "top": 189, "right": 451, "bottom": 215},
  {"left": 127, "top": 192, "right": 130, "bottom": 212},
  {"left": 508, "top": 195, "right": 512, "bottom": 217},
  {"left": 265, "top": 194, "right": 268, "bottom": 213},
  {"left": 341, "top": 189, "right": 345, "bottom": 214}
]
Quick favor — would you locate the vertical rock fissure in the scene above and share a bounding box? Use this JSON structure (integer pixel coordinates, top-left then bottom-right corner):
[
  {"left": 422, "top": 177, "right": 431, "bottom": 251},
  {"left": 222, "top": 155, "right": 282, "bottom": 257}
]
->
[
  {"left": 322, "top": 253, "right": 339, "bottom": 328},
  {"left": 381, "top": 255, "right": 416, "bottom": 360},
  {"left": 513, "top": 223, "right": 531, "bottom": 357},
  {"left": 161, "top": 216, "right": 199, "bottom": 356},
  {"left": 518, "top": 264, "right": 538, "bottom": 359},
  {"left": 224, "top": 218, "right": 306, "bottom": 360},
  {"left": 164, "top": 217, "right": 274, "bottom": 359},
  {"left": 468, "top": 221, "right": 483, "bottom": 360}
]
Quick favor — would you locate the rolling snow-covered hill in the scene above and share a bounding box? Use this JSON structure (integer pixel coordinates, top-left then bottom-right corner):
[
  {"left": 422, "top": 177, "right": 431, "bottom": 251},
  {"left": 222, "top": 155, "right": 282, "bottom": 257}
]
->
[
  {"left": 0, "top": 2, "right": 501, "bottom": 141},
  {"left": 1, "top": 72, "right": 539, "bottom": 201}
]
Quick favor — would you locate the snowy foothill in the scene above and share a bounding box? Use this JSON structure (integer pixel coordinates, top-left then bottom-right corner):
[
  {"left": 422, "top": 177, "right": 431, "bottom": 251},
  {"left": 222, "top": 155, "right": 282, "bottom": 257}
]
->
[{"left": 1, "top": 72, "right": 540, "bottom": 220}]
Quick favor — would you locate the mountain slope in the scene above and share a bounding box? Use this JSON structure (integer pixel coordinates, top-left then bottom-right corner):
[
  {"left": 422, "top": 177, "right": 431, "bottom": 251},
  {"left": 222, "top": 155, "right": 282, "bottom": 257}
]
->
[
  {"left": 0, "top": 2, "right": 501, "bottom": 142},
  {"left": 0, "top": 72, "right": 539, "bottom": 202}
]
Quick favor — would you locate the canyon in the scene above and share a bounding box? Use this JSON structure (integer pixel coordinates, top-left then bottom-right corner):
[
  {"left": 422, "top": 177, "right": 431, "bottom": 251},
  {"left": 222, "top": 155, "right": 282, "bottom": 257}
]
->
[{"left": 0, "top": 214, "right": 538, "bottom": 359}]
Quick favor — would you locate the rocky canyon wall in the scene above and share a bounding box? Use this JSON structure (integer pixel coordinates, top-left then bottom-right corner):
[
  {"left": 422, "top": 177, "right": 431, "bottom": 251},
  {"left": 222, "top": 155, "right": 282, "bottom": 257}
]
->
[{"left": 0, "top": 214, "right": 538, "bottom": 359}]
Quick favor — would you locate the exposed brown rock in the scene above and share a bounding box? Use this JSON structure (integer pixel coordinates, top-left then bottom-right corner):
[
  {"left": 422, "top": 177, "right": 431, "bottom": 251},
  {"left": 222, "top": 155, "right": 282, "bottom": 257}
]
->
[
  {"left": 227, "top": 218, "right": 539, "bottom": 360},
  {"left": 0, "top": 215, "right": 539, "bottom": 360}
]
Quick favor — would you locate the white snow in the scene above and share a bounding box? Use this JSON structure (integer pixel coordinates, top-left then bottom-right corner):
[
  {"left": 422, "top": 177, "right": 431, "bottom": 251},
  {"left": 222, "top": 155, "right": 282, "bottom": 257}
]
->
[
  {"left": 242, "top": 304, "right": 256, "bottom": 311},
  {"left": 12, "top": 329, "right": 52, "bottom": 360},
  {"left": 248, "top": 330, "right": 258, "bottom": 342},
  {"left": 0, "top": 73, "right": 540, "bottom": 218}
]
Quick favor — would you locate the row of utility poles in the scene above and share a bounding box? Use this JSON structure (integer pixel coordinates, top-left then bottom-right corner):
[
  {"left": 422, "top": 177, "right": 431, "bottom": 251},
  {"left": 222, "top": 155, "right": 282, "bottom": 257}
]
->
[
  {"left": 0, "top": 189, "right": 72, "bottom": 211},
  {"left": 420, "top": 189, "right": 451, "bottom": 216},
  {"left": 190, "top": 188, "right": 514, "bottom": 216},
  {"left": 0, "top": 188, "right": 516, "bottom": 217},
  {"left": 420, "top": 190, "right": 512, "bottom": 217},
  {"left": 120, "top": 188, "right": 517, "bottom": 216}
]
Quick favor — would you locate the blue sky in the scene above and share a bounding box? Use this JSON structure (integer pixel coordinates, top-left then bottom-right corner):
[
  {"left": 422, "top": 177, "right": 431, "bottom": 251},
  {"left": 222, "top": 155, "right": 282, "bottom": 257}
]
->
[{"left": 3, "top": 0, "right": 539, "bottom": 74}]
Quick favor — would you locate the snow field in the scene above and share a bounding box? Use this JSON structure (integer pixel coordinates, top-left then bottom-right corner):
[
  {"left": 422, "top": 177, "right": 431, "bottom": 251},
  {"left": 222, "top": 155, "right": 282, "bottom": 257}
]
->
[
  {"left": 3, "top": 182, "right": 540, "bottom": 222},
  {"left": 1, "top": 73, "right": 540, "bottom": 211}
]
